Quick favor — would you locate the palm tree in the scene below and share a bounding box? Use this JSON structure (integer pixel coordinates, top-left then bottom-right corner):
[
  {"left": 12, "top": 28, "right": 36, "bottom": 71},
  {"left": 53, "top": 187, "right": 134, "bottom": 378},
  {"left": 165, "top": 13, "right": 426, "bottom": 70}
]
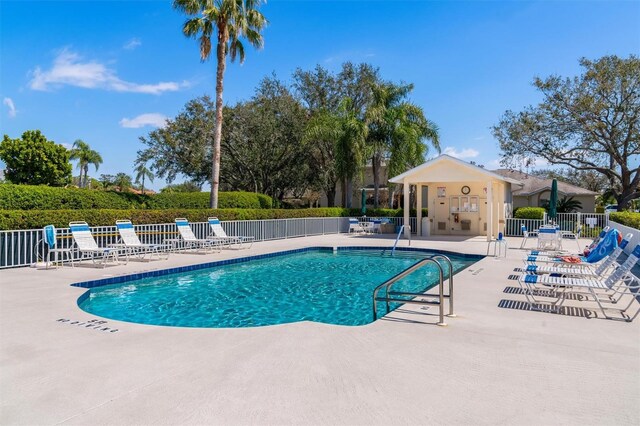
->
[
  {"left": 366, "top": 82, "right": 440, "bottom": 208},
  {"left": 304, "top": 100, "right": 367, "bottom": 208},
  {"left": 69, "top": 140, "right": 103, "bottom": 188},
  {"left": 134, "top": 162, "right": 155, "bottom": 195},
  {"left": 541, "top": 195, "right": 583, "bottom": 213},
  {"left": 173, "top": 0, "right": 267, "bottom": 208},
  {"left": 113, "top": 173, "right": 133, "bottom": 192}
]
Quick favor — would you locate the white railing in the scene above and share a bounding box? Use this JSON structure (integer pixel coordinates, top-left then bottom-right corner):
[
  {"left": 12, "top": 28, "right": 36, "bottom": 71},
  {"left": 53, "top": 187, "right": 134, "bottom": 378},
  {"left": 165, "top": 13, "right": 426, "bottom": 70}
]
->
[
  {"left": 0, "top": 216, "right": 415, "bottom": 269},
  {"left": 505, "top": 212, "right": 609, "bottom": 238}
]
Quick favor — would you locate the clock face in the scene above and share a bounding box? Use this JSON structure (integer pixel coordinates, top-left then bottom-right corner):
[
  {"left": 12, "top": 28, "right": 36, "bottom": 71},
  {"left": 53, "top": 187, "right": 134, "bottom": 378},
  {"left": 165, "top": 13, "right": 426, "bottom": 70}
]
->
[{"left": 461, "top": 185, "right": 471, "bottom": 195}]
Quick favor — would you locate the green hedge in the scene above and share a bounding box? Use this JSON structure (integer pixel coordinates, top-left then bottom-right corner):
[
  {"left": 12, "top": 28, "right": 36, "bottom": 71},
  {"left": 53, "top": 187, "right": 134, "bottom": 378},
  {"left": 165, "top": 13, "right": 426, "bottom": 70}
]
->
[
  {"left": 0, "top": 184, "right": 137, "bottom": 210},
  {"left": 0, "top": 208, "right": 424, "bottom": 230},
  {"left": 610, "top": 212, "right": 640, "bottom": 230},
  {"left": 147, "top": 191, "right": 273, "bottom": 209},
  {"left": 514, "top": 207, "right": 546, "bottom": 220},
  {"left": 0, "top": 184, "right": 273, "bottom": 211}
]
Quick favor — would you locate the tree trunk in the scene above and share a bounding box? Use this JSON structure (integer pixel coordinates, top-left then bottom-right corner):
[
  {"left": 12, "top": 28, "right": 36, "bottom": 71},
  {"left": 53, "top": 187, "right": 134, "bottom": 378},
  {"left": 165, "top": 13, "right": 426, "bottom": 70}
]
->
[
  {"left": 210, "top": 27, "right": 228, "bottom": 209},
  {"left": 346, "top": 178, "right": 353, "bottom": 208},
  {"left": 372, "top": 153, "right": 381, "bottom": 208},
  {"left": 83, "top": 164, "right": 88, "bottom": 188},
  {"left": 341, "top": 179, "right": 346, "bottom": 207},
  {"left": 326, "top": 186, "right": 336, "bottom": 207},
  {"left": 141, "top": 175, "right": 145, "bottom": 195}
]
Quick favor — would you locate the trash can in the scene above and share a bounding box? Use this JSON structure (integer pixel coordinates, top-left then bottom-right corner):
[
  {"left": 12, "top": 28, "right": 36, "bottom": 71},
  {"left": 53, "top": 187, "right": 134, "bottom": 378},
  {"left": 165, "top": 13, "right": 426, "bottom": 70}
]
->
[{"left": 421, "top": 218, "right": 430, "bottom": 237}]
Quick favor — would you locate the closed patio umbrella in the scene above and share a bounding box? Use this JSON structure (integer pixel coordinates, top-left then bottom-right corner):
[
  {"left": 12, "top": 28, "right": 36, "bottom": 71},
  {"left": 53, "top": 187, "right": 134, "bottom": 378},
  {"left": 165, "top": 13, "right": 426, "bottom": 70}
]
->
[
  {"left": 361, "top": 188, "right": 367, "bottom": 215},
  {"left": 549, "top": 179, "right": 558, "bottom": 220}
]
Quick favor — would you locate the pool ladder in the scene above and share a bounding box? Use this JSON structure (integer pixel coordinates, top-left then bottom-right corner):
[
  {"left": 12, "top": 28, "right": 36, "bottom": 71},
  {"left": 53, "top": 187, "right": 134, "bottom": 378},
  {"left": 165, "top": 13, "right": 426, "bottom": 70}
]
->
[
  {"left": 372, "top": 255, "right": 454, "bottom": 326},
  {"left": 390, "top": 225, "right": 411, "bottom": 256}
]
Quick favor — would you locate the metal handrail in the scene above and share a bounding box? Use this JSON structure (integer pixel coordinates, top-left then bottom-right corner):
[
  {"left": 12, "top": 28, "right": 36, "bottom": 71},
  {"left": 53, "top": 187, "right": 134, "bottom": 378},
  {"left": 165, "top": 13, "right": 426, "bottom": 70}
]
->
[
  {"left": 391, "top": 225, "right": 411, "bottom": 255},
  {"left": 431, "top": 254, "right": 455, "bottom": 317},
  {"left": 372, "top": 258, "right": 447, "bottom": 326}
]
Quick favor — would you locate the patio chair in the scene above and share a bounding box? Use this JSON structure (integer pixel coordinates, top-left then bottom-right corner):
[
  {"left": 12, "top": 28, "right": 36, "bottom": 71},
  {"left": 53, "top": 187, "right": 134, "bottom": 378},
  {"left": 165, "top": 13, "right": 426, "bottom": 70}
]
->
[
  {"left": 69, "top": 221, "right": 120, "bottom": 268},
  {"left": 173, "top": 219, "right": 221, "bottom": 253},
  {"left": 348, "top": 218, "right": 366, "bottom": 234},
  {"left": 525, "top": 228, "right": 620, "bottom": 265},
  {"left": 524, "top": 233, "right": 632, "bottom": 278},
  {"left": 519, "top": 225, "right": 539, "bottom": 249},
  {"left": 560, "top": 224, "right": 583, "bottom": 252},
  {"left": 537, "top": 227, "right": 560, "bottom": 250},
  {"left": 41, "top": 225, "right": 74, "bottom": 269},
  {"left": 517, "top": 245, "right": 640, "bottom": 322},
  {"left": 207, "top": 217, "right": 254, "bottom": 249},
  {"left": 116, "top": 220, "right": 170, "bottom": 261}
]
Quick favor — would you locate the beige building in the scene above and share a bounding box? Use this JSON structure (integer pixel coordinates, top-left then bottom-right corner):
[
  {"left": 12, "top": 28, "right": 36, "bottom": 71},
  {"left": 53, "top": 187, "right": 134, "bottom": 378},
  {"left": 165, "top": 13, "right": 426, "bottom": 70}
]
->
[
  {"left": 390, "top": 155, "right": 522, "bottom": 241},
  {"left": 492, "top": 169, "right": 598, "bottom": 213}
]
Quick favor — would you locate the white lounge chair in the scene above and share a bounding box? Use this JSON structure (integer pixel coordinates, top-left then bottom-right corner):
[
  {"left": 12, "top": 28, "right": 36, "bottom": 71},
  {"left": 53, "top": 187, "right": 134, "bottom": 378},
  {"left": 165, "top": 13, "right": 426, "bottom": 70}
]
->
[
  {"left": 116, "top": 220, "right": 170, "bottom": 261},
  {"left": 517, "top": 245, "right": 640, "bottom": 321},
  {"left": 173, "top": 219, "right": 220, "bottom": 253},
  {"left": 207, "top": 217, "right": 254, "bottom": 249},
  {"left": 348, "top": 218, "right": 366, "bottom": 234},
  {"left": 69, "top": 221, "right": 120, "bottom": 267},
  {"left": 523, "top": 233, "right": 633, "bottom": 278}
]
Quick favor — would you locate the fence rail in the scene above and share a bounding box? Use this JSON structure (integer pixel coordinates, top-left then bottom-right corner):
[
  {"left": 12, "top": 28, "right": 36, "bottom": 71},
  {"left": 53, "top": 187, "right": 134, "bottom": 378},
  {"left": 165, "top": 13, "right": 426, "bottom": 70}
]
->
[
  {"left": 504, "top": 212, "right": 609, "bottom": 238},
  {"left": 0, "top": 216, "right": 415, "bottom": 269}
]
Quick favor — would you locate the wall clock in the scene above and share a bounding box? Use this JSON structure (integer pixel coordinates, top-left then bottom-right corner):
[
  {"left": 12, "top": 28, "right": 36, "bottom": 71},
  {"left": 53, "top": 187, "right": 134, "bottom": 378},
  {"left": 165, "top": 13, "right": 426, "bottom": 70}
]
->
[{"left": 461, "top": 185, "right": 471, "bottom": 195}]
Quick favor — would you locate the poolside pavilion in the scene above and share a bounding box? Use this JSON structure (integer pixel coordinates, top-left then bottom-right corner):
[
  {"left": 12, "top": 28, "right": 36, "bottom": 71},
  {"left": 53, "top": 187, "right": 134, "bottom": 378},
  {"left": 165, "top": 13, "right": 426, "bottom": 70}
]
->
[{"left": 389, "top": 154, "right": 522, "bottom": 241}]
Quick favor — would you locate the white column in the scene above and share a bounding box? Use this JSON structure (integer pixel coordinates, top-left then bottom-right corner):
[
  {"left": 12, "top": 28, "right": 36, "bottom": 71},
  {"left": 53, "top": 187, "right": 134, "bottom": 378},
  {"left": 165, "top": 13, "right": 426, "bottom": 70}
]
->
[
  {"left": 403, "top": 180, "right": 410, "bottom": 238},
  {"left": 486, "top": 181, "right": 494, "bottom": 242},
  {"left": 416, "top": 183, "right": 422, "bottom": 236}
]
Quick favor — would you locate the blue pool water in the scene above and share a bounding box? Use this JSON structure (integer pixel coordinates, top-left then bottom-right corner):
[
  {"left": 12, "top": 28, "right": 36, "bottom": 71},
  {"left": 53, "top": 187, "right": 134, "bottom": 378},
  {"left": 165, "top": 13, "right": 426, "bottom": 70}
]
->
[{"left": 77, "top": 248, "right": 480, "bottom": 328}]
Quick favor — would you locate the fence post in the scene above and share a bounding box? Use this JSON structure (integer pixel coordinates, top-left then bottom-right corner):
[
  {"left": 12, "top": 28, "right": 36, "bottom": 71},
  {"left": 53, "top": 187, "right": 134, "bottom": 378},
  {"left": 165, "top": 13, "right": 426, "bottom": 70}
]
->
[{"left": 543, "top": 212, "right": 548, "bottom": 224}]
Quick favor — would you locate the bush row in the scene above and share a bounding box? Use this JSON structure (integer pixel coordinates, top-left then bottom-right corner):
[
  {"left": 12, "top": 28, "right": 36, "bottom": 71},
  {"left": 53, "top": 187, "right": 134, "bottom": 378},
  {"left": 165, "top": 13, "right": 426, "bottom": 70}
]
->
[
  {"left": 609, "top": 211, "right": 640, "bottom": 230},
  {"left": 514, "top": 207, "right": 546, "bottom": 220},
  {"left": 0, "top": 184, "right": 273, "bottom": 210},
  {"left": 0, "top": 208, "right": 426, "bottom": 230}
]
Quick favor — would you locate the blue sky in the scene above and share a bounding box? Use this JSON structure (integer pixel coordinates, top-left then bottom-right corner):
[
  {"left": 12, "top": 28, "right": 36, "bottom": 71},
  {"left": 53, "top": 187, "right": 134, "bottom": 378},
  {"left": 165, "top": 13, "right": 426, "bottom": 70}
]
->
[{"left": 1, "top": 0, "right": 639, "bottom": 190}]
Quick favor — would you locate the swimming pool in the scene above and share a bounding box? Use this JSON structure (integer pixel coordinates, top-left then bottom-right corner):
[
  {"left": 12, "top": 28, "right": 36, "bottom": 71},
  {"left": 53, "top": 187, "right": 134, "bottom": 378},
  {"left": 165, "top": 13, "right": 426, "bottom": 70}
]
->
[{"left": 75, "top": 247, "right": 481, "bottom": 328}]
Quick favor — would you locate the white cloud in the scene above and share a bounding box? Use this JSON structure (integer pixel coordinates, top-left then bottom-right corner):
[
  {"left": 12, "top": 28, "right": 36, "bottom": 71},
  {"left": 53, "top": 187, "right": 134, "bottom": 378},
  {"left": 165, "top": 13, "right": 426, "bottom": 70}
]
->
[
  {"left": 3, "top": 97, "right": 16, "bottom": 118},
  {"left": 29, "top": 49, "right": 186, "bottom": 95},
  {"left": 123, "top": 38, "right": 142, "bottom": 50},
  {"left": 443, "top": 147, "right": 479, "bottom": 159},
  {"left": 119, "top": 113, "right": 167, "bottom": 128}
]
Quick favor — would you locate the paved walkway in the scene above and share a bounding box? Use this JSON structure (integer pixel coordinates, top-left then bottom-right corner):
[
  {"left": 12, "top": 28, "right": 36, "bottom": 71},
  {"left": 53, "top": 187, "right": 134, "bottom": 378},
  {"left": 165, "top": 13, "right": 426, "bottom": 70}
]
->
[{"left": 1, "top": 234, "right": 638, "bottom": 425}]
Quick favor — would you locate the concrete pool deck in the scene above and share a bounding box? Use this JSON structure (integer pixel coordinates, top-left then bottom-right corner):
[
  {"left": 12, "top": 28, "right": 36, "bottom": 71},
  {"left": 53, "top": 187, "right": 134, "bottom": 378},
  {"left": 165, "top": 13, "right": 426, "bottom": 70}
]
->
[{"left": 1, "top": 234, "right": 638, "bottom": 425}]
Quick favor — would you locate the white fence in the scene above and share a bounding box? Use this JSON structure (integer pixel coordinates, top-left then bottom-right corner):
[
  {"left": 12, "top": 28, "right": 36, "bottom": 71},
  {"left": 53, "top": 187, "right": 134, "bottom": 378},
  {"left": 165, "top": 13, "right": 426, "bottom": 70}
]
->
[
  {"left": 0, "top": 216, "right": 416, "bottom": 269},
  {"left": 505, "top": 212, "right": 609, "bottom": 238}
]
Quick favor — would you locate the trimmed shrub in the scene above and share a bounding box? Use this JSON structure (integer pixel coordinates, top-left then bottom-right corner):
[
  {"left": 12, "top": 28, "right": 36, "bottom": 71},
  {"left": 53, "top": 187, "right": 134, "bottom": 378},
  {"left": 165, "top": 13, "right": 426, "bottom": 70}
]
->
[
  {"left": 0, "top": 208, "right": 419, "bottom": 230},
  {"left": 0, "top": 184, "right": 137, "bottom": 210},
  {"left": 610, "top": 211, "right": 640, "bottom": 230},
  {"left": 147, "top": 191, "right": 273, "bottom": 210},
  {"left": 0, "top": 184, "right": 273, "bottom": 211},
  {"left": 514, "top": 207, "right": 546, "bottom": 220}
]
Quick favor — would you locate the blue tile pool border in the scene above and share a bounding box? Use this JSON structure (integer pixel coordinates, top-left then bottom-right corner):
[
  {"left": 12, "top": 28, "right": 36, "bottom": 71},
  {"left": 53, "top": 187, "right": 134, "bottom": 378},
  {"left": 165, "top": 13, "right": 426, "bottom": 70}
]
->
[{"left": 71, "top": 246, "right": 484, "bottom": 290}]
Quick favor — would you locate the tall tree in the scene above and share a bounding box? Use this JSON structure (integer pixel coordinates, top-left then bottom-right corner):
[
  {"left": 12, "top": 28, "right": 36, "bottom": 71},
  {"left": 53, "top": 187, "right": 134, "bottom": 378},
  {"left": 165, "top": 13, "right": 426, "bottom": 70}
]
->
[
  {"left": 113, "top": 173, "right": 133, "bottom": 192},
  {"left": 366, "top": 82, "right": 440, "bottom": 207},
  {"left": 69, "top": 139, "right": 103, "bottom": 188},
  {"left": 173, "top": 0, "right": 267, "bottom": 209},
  {"left": 134, "top": 161, "right": 155, "bottom": 195},
  {"left": 294, "top": 63, "right": 379, "bottom": 206},
  {"left": 0, "top": 130, "right": 72, "bottom": 186},
  {"left": 493, "top": 55, "right": 640, "bottom": 210},
  {"left": 220, "top": 76, "right": 310, "bottom": 200},
  {"left": 139, "top": 96, "right": 215, "bottom": 186}
]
